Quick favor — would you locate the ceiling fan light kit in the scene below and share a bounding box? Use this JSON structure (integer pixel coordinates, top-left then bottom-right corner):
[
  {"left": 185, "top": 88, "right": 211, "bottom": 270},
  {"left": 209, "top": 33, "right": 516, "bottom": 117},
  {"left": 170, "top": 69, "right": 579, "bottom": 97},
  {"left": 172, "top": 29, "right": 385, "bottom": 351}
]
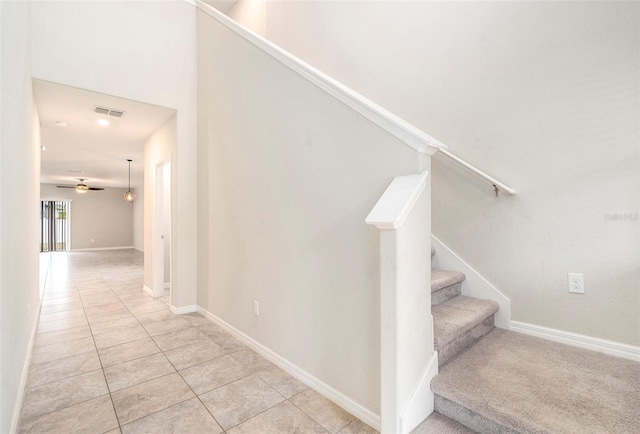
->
[
  {"left": 57, "top": 178, "right": 105, "bottom": 193},
  {"left": 75, "top": 182, "right": 89, "bottom": 194},
  {"left": 124, "top": 159, "right": 135, "bottom": 203},
  {"left": 56, "top": 159, "right": 135, "bottom": 200}
]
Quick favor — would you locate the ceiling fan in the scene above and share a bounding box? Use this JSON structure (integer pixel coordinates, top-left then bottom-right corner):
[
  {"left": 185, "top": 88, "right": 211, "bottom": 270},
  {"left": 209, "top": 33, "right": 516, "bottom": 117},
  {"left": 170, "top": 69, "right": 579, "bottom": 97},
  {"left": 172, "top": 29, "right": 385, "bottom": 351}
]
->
[{"left": 56, "top": 178, "right": 104, "bottom": 194}]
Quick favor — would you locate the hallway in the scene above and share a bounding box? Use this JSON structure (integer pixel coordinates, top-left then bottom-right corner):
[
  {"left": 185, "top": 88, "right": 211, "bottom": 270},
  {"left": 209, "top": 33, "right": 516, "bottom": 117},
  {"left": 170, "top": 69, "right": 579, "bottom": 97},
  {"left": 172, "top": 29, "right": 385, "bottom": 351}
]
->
[{"left": 18, "top": 250, "right": 376, "bottom": 434}]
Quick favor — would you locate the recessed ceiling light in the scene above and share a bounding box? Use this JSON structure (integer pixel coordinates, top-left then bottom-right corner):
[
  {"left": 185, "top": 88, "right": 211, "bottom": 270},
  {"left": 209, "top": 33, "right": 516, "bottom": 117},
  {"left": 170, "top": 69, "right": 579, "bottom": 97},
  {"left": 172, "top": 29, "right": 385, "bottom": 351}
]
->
[
  {"left": 55, "top": 121, "right": 68, "bottom": 127},
  {"left": 96, "top": 119, "right": 110, "bottom": 127}
]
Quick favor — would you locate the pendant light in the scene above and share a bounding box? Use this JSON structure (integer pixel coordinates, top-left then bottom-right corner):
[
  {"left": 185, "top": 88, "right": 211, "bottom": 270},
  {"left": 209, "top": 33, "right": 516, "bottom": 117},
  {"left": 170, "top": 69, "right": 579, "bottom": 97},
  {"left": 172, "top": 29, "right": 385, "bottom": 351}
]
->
[{"left": 124, "top": 159, "right": 135, "bottom": 203}]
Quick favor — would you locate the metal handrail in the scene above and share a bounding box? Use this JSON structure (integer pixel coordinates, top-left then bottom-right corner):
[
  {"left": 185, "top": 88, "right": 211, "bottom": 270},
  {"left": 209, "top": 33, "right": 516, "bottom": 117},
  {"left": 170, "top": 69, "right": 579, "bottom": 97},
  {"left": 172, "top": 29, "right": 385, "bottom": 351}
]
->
[{"left": 438, "top": 149, "right": 516, "bottom": 196}]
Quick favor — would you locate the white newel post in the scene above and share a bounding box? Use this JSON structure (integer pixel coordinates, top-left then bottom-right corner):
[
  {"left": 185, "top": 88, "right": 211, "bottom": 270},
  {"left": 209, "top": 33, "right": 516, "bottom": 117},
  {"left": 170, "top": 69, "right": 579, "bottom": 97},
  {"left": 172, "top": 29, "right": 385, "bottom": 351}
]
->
[{"left": 366, "top": 171, "right": 438, "bottom": 434}]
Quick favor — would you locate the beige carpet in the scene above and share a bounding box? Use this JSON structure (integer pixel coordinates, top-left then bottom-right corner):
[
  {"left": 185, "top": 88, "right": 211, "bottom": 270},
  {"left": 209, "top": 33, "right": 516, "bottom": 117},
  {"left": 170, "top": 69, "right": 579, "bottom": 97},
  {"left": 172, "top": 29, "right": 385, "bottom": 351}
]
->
[
  {"left": 432, "top": 329, "right": 640, "bottom": 434},
  {"left": 411, "top": 412, "right": 476, "bottom": 434}
]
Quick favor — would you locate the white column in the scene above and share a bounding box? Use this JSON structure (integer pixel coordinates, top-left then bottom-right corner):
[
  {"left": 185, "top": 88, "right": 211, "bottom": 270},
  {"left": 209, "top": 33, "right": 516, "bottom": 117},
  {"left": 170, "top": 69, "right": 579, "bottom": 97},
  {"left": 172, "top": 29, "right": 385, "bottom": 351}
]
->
[{"left": 366, "top": 171, "right": 437, "bottom": 434}]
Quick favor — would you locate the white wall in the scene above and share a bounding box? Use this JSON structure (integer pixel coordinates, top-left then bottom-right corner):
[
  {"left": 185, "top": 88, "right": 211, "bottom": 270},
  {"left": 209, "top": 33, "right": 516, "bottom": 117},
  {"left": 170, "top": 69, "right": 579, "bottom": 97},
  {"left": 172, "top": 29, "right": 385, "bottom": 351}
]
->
[
  {"left": 144, "top": 115, "right": 176, "bottom": 296},
  {"left": 40, "top": 184, "right": 134, "bottom": 250},
  {"left": 228, "top": 0, "right": 266, "bottom": 36},
  {"left": 257, "top": 1, "right": 640, "bottom": 346},
  {"left": 30, "top": 0, "right": 197, "bottom": 308},
  {"left": 197, "top": 9, "right": 422, "bottom": 415},
  {"left": 0, "top": 1, "right": 42, "bottom": 431},
  {"left": 133, "top": 184, "right": 144, "bottom": 251}
]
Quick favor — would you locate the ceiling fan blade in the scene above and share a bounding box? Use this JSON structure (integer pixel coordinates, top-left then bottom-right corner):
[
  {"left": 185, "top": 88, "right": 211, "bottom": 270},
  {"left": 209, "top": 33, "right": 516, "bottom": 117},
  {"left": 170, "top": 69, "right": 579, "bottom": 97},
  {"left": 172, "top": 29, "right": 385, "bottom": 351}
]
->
[{"left": 56, "top": 185, "right": 104, "bottom": 191}]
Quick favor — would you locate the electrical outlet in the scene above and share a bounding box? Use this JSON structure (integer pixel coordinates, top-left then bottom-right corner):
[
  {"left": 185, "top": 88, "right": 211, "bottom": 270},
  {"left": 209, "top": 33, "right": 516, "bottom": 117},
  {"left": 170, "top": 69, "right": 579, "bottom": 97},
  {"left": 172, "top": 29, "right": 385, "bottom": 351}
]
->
[
  {"left": 568, "top": 273, "right": 584, "bottom": 294},
  {"left": 253, "top": 300, "right": 260, "bottom": 316}
]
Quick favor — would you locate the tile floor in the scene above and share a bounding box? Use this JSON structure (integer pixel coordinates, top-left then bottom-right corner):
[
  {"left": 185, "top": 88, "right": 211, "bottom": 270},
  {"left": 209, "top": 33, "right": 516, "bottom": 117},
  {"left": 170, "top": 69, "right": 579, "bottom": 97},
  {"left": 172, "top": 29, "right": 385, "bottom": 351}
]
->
[{"left": 18, "top": 250, "right": 378, "bottom": 434}]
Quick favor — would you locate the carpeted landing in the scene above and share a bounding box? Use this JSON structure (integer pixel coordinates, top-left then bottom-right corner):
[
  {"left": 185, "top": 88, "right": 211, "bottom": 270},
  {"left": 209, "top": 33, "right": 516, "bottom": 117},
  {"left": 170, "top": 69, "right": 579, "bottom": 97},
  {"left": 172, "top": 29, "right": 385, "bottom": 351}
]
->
[
  {"left": 411, "top": 412, "right": 476, "bottom": 434},
  {"left": 431, "top": 329, "right": 640, "bottom": 434}
]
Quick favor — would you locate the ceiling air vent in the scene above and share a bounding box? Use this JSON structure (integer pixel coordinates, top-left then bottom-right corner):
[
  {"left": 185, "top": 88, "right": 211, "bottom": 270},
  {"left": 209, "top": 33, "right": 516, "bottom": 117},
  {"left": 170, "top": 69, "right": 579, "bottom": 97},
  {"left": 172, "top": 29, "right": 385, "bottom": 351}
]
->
[{"left": 94, "top": 106, "right": 126, "bottom": 118}]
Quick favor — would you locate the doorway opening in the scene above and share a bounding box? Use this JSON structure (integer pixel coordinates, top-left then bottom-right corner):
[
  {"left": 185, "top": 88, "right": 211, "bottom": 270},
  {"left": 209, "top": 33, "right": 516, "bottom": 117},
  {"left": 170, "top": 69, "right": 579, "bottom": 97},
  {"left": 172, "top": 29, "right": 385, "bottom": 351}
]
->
[
  {"left": 34, "top": 79, "right": 177, "bottom": 304},
  {"left": 40, "top": 200, "right": 71, "bottom": 252},
  {"left": 153, "top": 161, "right": 171, "bottom": 299}
]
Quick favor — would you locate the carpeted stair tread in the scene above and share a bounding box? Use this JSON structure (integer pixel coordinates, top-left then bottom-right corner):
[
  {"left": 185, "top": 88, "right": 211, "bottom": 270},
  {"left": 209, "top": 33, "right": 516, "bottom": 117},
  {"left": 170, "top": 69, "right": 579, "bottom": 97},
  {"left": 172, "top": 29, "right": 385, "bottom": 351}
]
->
[
  {"left": 410, "top": 412, "right": 477, "bottom": 434},
  {"left": 432, "top": 295, "right": 498, "bottom": 347},
  {"left": 431, "top": 269, "right": 465, "bottom": 292},
  {"left": 432, "top": 329, "right": 640, "bottom": 434}
]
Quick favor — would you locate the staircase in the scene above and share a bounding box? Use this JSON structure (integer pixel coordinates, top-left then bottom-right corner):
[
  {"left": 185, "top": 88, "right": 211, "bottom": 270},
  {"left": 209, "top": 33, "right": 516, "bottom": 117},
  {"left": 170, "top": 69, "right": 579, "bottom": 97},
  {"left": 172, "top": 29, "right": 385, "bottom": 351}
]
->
[
  {"left": 420, "top": 247, "right": 499, "bottom": 433},
  {"left": 418, "top": 248, "right": 640, "bottom": 434},
  {"left": 430, "top": 248, "right": 498, "bottom": 367}
]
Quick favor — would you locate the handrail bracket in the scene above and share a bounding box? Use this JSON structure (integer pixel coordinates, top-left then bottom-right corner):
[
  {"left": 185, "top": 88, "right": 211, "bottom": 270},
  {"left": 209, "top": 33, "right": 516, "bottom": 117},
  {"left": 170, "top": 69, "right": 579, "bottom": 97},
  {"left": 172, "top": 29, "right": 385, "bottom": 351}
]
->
[{"left": 437, "top": 149, "right": 516, "bottom": 196}]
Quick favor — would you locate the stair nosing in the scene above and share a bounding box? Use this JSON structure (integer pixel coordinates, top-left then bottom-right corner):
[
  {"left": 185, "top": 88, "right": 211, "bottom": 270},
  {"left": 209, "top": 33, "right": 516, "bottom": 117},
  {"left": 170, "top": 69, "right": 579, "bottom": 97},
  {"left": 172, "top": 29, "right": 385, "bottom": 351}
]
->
[
  {"left": 431, "top": 268, "right": 466, "bottom": 292},
  {"left": 433, "top": 295, "right": 499, "bottom": 346},
  {"left": 434, "top": 393, "right": 520, "bottom": 434}
]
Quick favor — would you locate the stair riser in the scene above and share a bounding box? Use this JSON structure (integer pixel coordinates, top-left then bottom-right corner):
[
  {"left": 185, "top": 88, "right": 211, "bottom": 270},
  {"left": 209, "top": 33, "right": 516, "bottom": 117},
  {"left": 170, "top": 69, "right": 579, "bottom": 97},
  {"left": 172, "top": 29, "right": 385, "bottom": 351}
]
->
[
  {"left": 435, "top": 395, "right": 520, "bottom": 434},
  {"left": 437, "top": 316, "right": 494, "bottom": 366},
  {"left": 432, "top": 282, "right": 462, "bottom": 306}
]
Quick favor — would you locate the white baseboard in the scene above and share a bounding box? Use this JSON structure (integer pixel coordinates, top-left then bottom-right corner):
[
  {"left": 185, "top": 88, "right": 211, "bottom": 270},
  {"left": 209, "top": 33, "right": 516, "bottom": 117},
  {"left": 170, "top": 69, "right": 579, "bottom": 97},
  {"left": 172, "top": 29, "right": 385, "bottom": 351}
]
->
[
  {"left": 71, "top": 246, "right": 135, "bottom": 252},
  {"left": 399, "top": 351, "right": 439, "bottom": 434},
  {"left": 133, "top": 247, "right": 144, "bottom": 253},
  {"left": 431, "top": 235, "right": 511, "bottom": 329},
  {"left": 142, "top": 285, "right": 154, "bottom": 296},
  {"left": 10, "top": 299, "right": 43, "bottom": 432},
  {"left": 510, "top": 321, "right": 640, "bottom": 362},
  {"left": 196, "top": 306, "right": 381, "bottom": 431},
  {"left": 171, "top": 304, "right": 197, "bottom": 315}
]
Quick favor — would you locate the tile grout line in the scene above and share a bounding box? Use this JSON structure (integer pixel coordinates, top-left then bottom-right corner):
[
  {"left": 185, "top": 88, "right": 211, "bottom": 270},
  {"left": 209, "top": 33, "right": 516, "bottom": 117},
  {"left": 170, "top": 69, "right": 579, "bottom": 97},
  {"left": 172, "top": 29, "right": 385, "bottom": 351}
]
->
[
  {"left": 17, "top": 254, "right": 115, "bottom": 430},
  {"left": 75, "top": 255, "right": 162, "bottom": 428},
  {"left": 16, "top": 254, "right": 77, "bottom": 432},
  {"left": 287, "top": 395, "right": 349, "bottom": 434},
  {"left": 97, "top": 259, "right": 159, "bottom": 432},
  {"left": 167, "top": 346, "right": 284, "bottom": 433},
  {"left": 158, "top": 314, "right": 316, "bottom": 433},
  {"left": 25, "top": 362, "right": 102, "bottom": 390},
  {"left": 98, "top": 298, "right": 283, "bottom": 432},
  {"left": 162, "top": 312, "right": 346, "bottom": 433},
  {"left": 71, "top": 256, "right": 123, "bottom": 433},
  {"left": 146, "top": 312, "right": 240, "bottom": 432},
  {"left": 105, "top": 268, "right": 189, "bottom": 431},
  {"left": 20, "top": 252, "right": 367, "bottom": 434}
]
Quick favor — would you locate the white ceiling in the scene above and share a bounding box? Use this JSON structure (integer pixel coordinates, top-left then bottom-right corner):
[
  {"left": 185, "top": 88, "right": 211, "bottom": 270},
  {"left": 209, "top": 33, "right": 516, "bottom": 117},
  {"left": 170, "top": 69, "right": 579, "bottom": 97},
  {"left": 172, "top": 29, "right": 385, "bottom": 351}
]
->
[{"left": 34, "top": 79, "right": 175, "bottom": 189}]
